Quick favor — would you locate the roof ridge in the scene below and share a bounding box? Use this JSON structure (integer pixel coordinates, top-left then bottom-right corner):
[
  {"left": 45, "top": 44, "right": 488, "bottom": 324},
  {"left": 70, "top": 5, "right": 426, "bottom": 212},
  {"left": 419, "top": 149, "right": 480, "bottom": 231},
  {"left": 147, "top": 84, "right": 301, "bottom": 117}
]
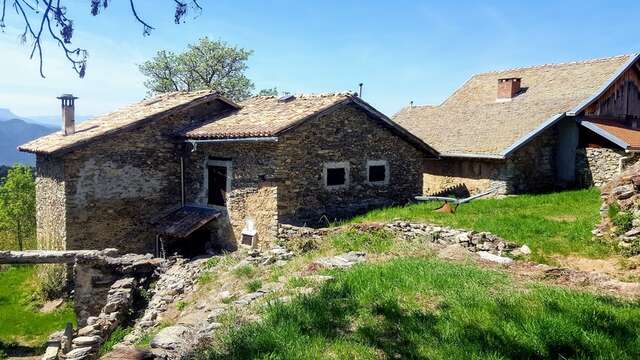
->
[{"left": 477, "top": 54, "right": 635, "bottom": 75}]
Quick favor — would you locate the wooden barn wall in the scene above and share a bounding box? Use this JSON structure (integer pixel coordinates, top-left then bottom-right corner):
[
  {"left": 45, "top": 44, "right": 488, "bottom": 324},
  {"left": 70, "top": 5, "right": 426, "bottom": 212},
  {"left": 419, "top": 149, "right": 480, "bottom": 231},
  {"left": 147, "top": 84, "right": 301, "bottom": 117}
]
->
[{"left": 584, "top": 64, "right": 640, "bottom": 119}]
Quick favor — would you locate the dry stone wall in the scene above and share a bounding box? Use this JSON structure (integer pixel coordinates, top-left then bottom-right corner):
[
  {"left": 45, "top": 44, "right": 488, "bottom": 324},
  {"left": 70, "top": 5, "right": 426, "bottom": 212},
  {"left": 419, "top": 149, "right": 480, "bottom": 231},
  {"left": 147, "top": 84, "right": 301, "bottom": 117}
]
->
[
  {"left": 576, "top": 147, "right": 640, "bottom": 188},
  {"left": 35, "top": 156, "right": 67, "bottom": 250}
]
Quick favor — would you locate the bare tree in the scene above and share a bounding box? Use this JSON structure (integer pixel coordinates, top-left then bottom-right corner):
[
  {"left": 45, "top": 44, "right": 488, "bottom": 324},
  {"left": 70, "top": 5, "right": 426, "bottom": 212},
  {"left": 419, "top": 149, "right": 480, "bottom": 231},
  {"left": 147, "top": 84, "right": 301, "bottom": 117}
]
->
[{"left": 0, "top": 0, "right": 202, "bottom": 78}]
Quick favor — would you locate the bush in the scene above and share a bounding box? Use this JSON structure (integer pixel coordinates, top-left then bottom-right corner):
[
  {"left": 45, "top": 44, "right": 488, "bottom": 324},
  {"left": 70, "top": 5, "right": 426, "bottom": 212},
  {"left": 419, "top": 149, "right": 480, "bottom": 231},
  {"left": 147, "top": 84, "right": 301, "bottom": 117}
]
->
[
  {"left": 612, "top": 211, "right": 634, "bottom": 235},
  {"left": 286, "top": 236, "right": 321, "bottom": 254},
  {"left": 35, "top": 264, "right": 67, "bottom": 300}
]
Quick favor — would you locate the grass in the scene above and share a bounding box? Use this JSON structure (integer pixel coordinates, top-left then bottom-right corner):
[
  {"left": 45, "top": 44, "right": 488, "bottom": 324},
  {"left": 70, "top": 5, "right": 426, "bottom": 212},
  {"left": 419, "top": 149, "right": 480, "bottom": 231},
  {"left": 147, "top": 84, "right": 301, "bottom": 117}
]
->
[
  {"left": 233, "top": 265, "right": 256, "bottom": 279},
  {"left": 330, "top": 229, "right": 394, "bottom": 254},
  {"left": 99, "top": 326, "right": 132, "bottom": 355},
  {"left": 246, "top": 280, "right": 263, "bottom": 293},
  {"left": 0, "top": 265, "right": 75, "bottom": 349},
  {"left": 197, "top": 257, "right": 640, "bottom": 360},
  {"left": 350, "top": 189, "right": 609, "bottom": 261}
]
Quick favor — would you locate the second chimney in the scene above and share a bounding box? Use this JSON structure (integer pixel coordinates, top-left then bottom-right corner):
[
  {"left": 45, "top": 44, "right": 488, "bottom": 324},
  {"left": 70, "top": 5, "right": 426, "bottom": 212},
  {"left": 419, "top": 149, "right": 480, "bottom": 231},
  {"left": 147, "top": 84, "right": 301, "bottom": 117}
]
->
[
  {"left": 497, "top": 78, "right": 521, "bottom": 101},
  {"left": 57, "top": 94, "right": 77, "bottom": 135}
]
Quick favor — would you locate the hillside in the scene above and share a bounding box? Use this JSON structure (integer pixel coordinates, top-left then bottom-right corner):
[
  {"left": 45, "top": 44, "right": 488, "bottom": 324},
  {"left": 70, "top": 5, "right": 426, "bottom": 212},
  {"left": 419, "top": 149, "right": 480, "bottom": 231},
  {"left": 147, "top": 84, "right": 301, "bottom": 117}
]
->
[{"left": 0, "top": 118, "right": 56, "bottom": 165}]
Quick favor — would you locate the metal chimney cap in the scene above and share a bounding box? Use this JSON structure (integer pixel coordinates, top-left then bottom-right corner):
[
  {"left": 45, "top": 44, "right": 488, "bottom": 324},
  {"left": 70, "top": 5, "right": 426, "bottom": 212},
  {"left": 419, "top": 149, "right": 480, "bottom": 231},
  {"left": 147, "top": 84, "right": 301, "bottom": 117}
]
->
[{"left": 57, "top": 94, "right": 78, "bottom": 100}]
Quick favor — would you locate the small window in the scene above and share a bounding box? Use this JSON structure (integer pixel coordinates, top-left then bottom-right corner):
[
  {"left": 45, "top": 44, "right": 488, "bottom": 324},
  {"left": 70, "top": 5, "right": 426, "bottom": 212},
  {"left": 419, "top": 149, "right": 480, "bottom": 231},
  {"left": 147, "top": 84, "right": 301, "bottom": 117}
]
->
[
  {"left": 323, "top": 162, "right": 350, "bottom": 189},
  {"left": 327, "top": 168, "right": 346, "bottom": 186},
  {"left": 367, "top": 160, "right": 389, "bottom": 185}
]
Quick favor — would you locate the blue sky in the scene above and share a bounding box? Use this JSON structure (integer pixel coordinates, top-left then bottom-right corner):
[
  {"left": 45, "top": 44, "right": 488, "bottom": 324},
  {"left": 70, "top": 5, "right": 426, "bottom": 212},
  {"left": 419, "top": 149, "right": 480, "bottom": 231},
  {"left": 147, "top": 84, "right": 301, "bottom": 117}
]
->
[{"left": 1, "top": 0, "right": 639, "bottom": 120}]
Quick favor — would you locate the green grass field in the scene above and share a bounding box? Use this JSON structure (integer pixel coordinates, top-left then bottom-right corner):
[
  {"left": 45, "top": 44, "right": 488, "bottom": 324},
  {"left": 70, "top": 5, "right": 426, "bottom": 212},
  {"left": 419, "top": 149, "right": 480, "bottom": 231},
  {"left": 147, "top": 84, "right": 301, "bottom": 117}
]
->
[
  {"left": 199, "top": 257, "right": 640, "bottom": 360},
  {"left": 350, "top": 189, "right": 608, "bottom": 262},
  {"left": 0, "top": 265, "right": 75, "bottom": 352}
]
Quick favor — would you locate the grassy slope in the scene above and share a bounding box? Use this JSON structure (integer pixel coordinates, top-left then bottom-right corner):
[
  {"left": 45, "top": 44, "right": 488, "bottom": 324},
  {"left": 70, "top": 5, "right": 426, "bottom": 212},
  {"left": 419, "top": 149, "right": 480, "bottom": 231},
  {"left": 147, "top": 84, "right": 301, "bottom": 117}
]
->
[
  {"left": 201, "top": 257, "right": 640, "bottom": 360},
  {"left": 0, "top": 265, "right": 75, "bottom": 348},
  {"left": 350, "top": 189, "right": 609, "bottom": 261}
]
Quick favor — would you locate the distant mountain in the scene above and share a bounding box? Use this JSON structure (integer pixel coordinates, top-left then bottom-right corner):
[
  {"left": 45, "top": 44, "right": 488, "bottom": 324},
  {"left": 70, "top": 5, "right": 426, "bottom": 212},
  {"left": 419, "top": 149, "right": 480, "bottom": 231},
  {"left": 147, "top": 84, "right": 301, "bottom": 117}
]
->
[
  {"left": 26, "top": 114, "right": 92, "bottom": 127},
  {"left": 0, "top": 118, "right": 57, "bottom": 165},
  {"left": 0, "top": 108, "right": 24, "bottom": 121}
]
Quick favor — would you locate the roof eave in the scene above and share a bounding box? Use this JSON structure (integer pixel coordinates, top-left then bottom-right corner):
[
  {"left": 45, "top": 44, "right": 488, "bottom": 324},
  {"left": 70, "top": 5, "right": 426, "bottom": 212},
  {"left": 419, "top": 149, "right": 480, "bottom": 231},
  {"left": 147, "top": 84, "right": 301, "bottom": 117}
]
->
[
  {"left": 441, "top": 152, "right": 505, "bottom": 160},
  {"left": 567, "top": 53, "right": 640, "bottom": 116},
  {"left": 578, "top": 119, "right": 630, "bottom": 150}
]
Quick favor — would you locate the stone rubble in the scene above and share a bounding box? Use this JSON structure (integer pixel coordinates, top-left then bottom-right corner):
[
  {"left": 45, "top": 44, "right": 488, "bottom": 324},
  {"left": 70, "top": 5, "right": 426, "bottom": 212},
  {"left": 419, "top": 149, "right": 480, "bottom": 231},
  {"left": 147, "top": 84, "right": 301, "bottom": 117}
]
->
[{"left": 383, "top": 221, "right": 520, "bottom": 256}]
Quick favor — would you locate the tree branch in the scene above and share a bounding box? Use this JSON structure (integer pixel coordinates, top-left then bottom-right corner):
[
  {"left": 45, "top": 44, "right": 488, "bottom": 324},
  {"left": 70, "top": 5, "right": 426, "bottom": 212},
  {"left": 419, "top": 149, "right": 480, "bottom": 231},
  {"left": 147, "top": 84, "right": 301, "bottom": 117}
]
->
[{"left": 129, "top": 0, "right": 154, "bottom": 35}]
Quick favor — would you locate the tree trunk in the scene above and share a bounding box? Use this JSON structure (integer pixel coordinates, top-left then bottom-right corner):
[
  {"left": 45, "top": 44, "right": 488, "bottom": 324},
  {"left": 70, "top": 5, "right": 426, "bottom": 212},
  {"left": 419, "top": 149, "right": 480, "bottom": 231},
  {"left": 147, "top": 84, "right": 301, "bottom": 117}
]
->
[{"left": 16, "top": 221, "right": 23, "bottom": 251}]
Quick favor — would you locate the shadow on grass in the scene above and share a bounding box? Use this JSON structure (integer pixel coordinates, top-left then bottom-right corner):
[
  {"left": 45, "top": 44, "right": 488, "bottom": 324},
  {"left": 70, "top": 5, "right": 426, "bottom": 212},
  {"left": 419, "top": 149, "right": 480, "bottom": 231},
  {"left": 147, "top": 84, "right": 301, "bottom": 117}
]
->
[
  {"left": 198, "top": 279, "right": 640, "bottom": 360},
  {"left": 0, "top": 341, "right": 42, "bottom": 358}
]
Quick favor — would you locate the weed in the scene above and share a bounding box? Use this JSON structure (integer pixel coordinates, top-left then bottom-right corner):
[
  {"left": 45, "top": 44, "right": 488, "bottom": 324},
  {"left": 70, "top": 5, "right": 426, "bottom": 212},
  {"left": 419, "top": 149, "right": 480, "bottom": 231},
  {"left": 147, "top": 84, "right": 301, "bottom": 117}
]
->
[
  {"left": 287, "top": 276, "right": 310, "bottom": 289},
  {"left": 99, "top": 326, "right": 131, "bottom": 355},
  {"left": 613, "top": 211, "right": 634, "bottom": 235},
  {"left": 233, "top": 265, "right": 255, "bottom": 279},
  {"left": 246, "top": 280, "right": 262, "bottom": 293},
  {"left": 176, "top": 301, "right": 190, "bottom": 311}
]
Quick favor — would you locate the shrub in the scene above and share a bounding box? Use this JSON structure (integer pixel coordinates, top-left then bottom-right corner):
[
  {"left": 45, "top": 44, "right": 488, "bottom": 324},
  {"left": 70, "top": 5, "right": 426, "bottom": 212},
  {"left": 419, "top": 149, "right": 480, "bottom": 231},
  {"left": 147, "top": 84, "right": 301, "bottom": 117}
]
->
[
  {"left": 246, "top": 280, "right": 262, "bottom": 293},
  {"left": 608, "top": 203, "right": 621, "bottom": 219},
  {"left": 612, "top": 211, "right": 634, "bottom": 235},
  {"left": 35, "top": 264, "right": 67, "bottom": 300},
  {"left": 287, "top": 236, "right": 322, "bottom": 254}
]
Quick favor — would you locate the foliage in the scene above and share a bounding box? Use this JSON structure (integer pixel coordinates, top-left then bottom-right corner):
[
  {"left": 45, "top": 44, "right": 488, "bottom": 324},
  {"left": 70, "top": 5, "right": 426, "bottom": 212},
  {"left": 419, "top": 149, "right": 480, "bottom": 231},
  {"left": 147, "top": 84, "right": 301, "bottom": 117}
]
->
[
  {"left": 350, "top": 189, "right": 608, "bottom": 262},
  {"left": 0, "top": 0, "right": 203, "bottom": 78},
  {"left": 613, "top": 211, "right": 634, "bottom": 235},
  {"left": 36, "top": 264, "right": 67, "bottom": 301},
  {"left": 0, "top": 165, "right": 36, "bottom": 251},
  {"left": 196, "top": 257, "right": 640, "bottom": 360},
  {"left": 139, "top": 37, "right": 254, "bottom": 101},
  {"left": 245, "top": 280, "right": 262, "bottom": 293},
  {"left": 608, "top": 202, "right": 621, "bottom": 219},
  {"left": 176, "top": 300, "right": 190, "bottom": 311},
  {"left": 256, "top": 87, "right": 280, "bottom": 96},
  {"left": 0, "top": 265, "right": 75, "bottom": 347},
  {"left": 99, "top": 326, "right": 132, "bottom": 356}
]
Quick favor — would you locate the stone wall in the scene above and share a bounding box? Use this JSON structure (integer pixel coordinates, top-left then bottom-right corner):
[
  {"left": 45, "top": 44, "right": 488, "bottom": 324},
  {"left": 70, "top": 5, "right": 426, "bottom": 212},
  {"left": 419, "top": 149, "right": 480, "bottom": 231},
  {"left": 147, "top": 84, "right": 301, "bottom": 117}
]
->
[
  {"left": 35, "top": 156, "right": 67, "bottom": 250},
  {"left": 37, "top": 99, "right": 233, "bottom": 253},
  {"left": 576, "top": 147, "right": 640, "bottom": 188},
  {"left": 277, "top": 104, "right": 425, "bottom": 225},
  {"left": 423, "top": 125, "right": 558, "bottom": 195},
  {"left": 184, "top": 141, "right": 279, "bottom": 250}
]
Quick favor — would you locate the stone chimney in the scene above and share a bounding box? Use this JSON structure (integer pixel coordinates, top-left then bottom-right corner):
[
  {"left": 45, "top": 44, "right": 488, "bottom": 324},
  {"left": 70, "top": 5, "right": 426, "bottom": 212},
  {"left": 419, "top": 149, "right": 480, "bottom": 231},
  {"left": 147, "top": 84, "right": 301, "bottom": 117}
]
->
[
  {"left": 497, "top": 78, "right": 521, "bottom": 101},
  {"left": 57, "top": 94, "right": 77, "bottom": 135}
]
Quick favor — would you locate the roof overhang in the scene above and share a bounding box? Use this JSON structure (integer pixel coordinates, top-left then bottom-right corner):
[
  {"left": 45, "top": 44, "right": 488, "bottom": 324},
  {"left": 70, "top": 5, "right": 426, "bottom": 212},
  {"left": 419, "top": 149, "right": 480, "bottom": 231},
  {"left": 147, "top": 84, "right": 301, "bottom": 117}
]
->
[
  {"left": 578, "top": 118, "right": 631, "bottom": 150},
  {"left": 567, "top": 53, "right": 640, "bottom": 116}
]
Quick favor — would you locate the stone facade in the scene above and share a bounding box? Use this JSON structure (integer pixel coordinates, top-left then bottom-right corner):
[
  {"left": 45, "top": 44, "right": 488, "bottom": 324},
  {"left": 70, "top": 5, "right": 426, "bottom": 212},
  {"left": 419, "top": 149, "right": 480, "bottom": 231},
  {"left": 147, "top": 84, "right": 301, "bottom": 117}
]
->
[
  {"left": 276, "top": 105, "right": 424, "bottom": 225},
  {"left": 576, "top": 147, "right": 640, "bottom": 188},
  {"left": 423, "top": 125, "right": 557, "bottom": 195},
  {"left": 34, "top": 99, "right": 232, "bottom": 254},
  {"left": 185, "top": 104, "right": 425, "bottom": 249}
]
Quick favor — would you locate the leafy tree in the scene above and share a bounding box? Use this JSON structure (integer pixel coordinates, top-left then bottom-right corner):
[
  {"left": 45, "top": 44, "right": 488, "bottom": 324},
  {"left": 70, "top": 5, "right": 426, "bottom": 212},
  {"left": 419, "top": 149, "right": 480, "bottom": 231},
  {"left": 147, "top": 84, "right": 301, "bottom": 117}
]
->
[
  {"left": 0, "top": 165, "right": 36, "bottom": 251},
  {"left": 139, "top": 37, "right": 256, "bottom": 101},
  {"left": 257, "top": 87, "right": 280, "bottom": 96},
  {"left": 0, "top": 0, "right": 203, "bottom": 78}
]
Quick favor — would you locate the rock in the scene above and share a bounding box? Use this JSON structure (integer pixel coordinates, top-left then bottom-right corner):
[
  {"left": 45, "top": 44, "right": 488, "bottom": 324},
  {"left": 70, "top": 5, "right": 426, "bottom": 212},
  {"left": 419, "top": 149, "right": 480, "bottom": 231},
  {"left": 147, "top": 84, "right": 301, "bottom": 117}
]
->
[
  {"left": 625, "top": 228, "right": 640, "bottom": 237},
  {"left": 40, "top": 299, "right": 64, "bottom": 313},
  {"left": 61, "top": 322, "right": 74, "bottom": 353},
  {"left": 519, "top": 245, "right": 531, "bottom": 255},
  {"left": 64, "top": 347, "right": 93, "bottom": 360},
  {"left": 111, "top": 277, "right": 136, "bottom": 289},
  {"left": 150, "top": 325, "right": 194, "bottom": 350},
  {"left": 234, "top": 291, "right": 265, "bottom": 305},
  {"left": 72, "top": 335, "right": 102, "bottom": 347},
  {"left": 614, "top": 185, "right": 635, "bottom": 200},
  {"left": 305, "top": 275, "right": 335, "bottom": 282},
  {"left": 77, "top": 324, "right": 100, "bottom": 337},
  {"left": 42, "top": 344, "right": 60, "bottom": 360},
  {"left": 477, "top": 251, "right": 514, "bottom": 265}
]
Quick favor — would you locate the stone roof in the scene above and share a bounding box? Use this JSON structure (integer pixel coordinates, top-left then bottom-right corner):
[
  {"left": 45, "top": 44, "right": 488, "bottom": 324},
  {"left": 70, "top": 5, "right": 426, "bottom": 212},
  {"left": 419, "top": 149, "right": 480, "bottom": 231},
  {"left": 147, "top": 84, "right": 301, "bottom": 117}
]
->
[
  {"left": 183, "top": 93, "right": 355, "bottom": 139},
  {"left": 18, "top": 90, "right": 236, "bottom": 155},
  {"left": 182, "top": 92, "right": 439, "bottom": 156},
  {"left": 393, "top": 54, "right": 637, "bottom": 157}
]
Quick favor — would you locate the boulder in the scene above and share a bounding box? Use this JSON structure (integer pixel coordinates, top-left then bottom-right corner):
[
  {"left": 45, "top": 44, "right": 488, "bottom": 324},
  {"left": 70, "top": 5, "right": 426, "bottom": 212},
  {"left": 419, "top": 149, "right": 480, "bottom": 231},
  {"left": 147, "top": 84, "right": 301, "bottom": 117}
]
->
[
  {"left": 64, "top": 347, "right": 93, "bottom": 360},
  {"left": 72, "top": 335, "right": 101, "bottom": 347},
  {"left": 477, "top": 251, "right": 514, "bottom": 265},
  {"left": 150, "top": 325, "right": 194, "bottom": 350}
]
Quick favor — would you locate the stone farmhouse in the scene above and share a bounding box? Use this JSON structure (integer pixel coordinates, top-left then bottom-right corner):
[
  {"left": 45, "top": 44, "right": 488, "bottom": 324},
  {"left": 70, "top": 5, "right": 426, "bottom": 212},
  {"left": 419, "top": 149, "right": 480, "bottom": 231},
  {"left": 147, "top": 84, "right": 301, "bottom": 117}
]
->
[
  {"left": 19, "top": 92, "right": 437, "bottom": 254},
  {"left": 394, "top": 54, "right": 640, "bottom": 195}
]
